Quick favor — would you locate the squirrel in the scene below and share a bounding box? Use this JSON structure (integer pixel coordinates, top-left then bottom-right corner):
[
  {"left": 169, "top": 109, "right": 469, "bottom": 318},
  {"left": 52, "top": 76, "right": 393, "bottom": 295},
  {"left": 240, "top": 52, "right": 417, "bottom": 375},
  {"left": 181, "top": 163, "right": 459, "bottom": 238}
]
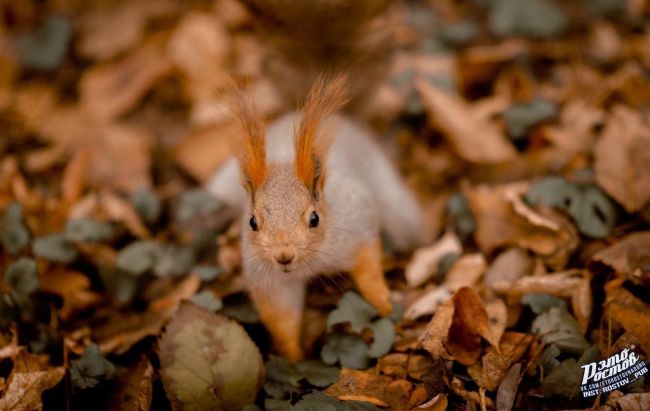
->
[
  {"left": 207, "top": 75, "right": 423, "bottom": 361},
  {"left": 206, "top": 1, "right": 423, "bottom": 361}
]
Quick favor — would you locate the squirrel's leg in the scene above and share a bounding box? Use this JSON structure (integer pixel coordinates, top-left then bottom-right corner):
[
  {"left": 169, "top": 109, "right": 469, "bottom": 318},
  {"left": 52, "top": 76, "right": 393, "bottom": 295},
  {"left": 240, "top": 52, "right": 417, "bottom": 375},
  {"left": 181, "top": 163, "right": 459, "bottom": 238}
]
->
[
  {"left": 349, "top": 239, "right": 393, "bottom": 316},
  {"left": 248, "top": 278, "right": 305, "bottom": 362}
]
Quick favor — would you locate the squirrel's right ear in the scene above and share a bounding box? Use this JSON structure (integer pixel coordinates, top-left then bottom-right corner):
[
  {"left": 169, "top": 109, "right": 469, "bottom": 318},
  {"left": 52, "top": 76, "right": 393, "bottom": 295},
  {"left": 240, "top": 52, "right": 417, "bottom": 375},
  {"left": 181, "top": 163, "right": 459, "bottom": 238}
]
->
[
  {"left": 231, "top": 91, "right": 267, "bottom": 195},
  {"left": 295, "top": 74, "right": 349, "bottom": 199}
]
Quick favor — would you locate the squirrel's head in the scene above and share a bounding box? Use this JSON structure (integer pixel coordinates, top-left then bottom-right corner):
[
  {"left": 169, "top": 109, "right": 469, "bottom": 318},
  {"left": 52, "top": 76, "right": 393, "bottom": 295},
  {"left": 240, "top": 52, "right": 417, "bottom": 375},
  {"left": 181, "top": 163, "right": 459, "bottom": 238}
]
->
[{"left": 233, "top": 75, "right": 348, "bottom": 275}]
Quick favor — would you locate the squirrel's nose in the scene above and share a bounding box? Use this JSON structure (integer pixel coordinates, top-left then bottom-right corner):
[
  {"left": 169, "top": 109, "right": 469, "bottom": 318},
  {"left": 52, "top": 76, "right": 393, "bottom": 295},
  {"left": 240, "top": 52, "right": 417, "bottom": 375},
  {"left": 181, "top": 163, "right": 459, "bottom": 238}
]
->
[{"left": 274, "top": 252, "right": 295, "bottom": 266}]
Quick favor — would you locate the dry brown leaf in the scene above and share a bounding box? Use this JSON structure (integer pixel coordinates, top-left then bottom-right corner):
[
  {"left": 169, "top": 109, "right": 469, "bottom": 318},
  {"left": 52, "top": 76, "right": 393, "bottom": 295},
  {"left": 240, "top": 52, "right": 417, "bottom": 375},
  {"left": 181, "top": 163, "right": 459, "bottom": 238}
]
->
[
  {"left": 420, "top": 299, "right": 455, "bottom": 361},
  {"left": 416, "top": 80, "right": 517, "bottom": 164},
  {"left": 571, "top": 276, "right": 592, "bottom": 334},
  {"left": 606, "top": 285, "right": 650, "bottom": 353},
  {"left": 167, "top": 11, "right": 232, "bottom": 101},
  {"left": 96, "top": 275, "right": 200, "bottom": 354},
  {"left": 174, "top": 122, "right": 238, "bottom": 182},
  {"left": 100, "top": 190, "right": 150, "bottom": 238},
  {"left": 491, "top": 270, "right": 585, "bottom": 298},
  {"left": 591, "top": 231, "right": 650, "bottom": 286},
  {"left": 450, "top": 376, "right": 495, "bottom": 410},
  {"left": 61, "top": 147, "right": 91, "bottom": 205},
  {"left": 405, "top": 253, "right": 485, "bottom": 320},
  {"left": 484, "top": 298, "right": 508, "bottom": 348},
  {"left": 80, "top": 39, "right": 172, "bottom": 122},
  {"left": 484, "top": 248, "right": 533, "bottom": 290},
  {"left": 465, "top": 183, "right": 579, "bottom": 269},
  {"left": 594, "top": 105, "right": 650, "bottom": 212},
  {"left": 467, "top": 332, "right": 533, "bottom": 391},
  {"left": 86, "top": 125, "right": 153, "bottom": 194},
  {"left": 325, "top": 369, "right": 411, "bottom": 411},
  {"left": 0, "top": 350, "right": 64, "bottom": 411},
  {"left": 79, "top": 0, "right": 177, "bottom": 60},
  {"left": 405, "top": 231, "right": 462, "bottom": 288},
  {"left": 40, "top": 268, "right": 103, "bottom": 320},
  {"left": 446, "top": 287, "right": 498, "bottom": 365}
]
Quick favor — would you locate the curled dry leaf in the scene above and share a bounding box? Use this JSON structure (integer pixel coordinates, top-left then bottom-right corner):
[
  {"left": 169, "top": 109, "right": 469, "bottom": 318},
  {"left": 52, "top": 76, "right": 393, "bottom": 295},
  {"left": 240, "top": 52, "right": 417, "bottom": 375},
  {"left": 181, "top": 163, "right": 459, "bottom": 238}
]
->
[
  {"left": 606, "top": 285, "right": 650, "bottom": 354},
  {"left": 446, "top": 287, "right": 499, "bottom": 365},
  {"left": 591, "top": 231, "right": 650, "bottom": 286},
  {"left": 416, "top": 79, "right": 517, "bottom": 164},
  {"left": 158, "top": 303, "right": 264, "bottom": 411},
  {"left": 594, "top": 105, "right": 650, "bottom": 212},
  {"left": 405, "top": 231, "right": 462, "bottom": 287},
  {"left": 0, "top": 350, "right": 65, "bottom": 411},
  {"left": 465, "top": 183, "right": 579, "bottom": 269},
  {"left": 405, "top": 253, "right": 485, "bottom": 320}
]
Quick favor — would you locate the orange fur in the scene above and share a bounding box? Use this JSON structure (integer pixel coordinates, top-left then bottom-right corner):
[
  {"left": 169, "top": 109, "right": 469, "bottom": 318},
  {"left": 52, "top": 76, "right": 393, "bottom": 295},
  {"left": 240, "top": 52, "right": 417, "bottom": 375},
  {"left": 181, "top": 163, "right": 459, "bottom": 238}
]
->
[
  {"left": 232, "top": 91, "right": 267, "bottom": 192},
  {"left": 294, "top": 74, "right": 350, "bottom": 192},
  {"left": 350, "top": 239, "right": 393, "bottom": 316}
]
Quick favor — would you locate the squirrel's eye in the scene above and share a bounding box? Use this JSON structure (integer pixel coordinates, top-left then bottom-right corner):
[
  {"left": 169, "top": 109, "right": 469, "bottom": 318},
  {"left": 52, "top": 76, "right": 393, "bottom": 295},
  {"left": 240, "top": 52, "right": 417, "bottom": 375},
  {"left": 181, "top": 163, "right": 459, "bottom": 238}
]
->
[
  {"left": 249, "top": 215, "right": 259, "bottom": 231},
  {"left": 309, "top": 211, "right": 319, "bottom": 228}
]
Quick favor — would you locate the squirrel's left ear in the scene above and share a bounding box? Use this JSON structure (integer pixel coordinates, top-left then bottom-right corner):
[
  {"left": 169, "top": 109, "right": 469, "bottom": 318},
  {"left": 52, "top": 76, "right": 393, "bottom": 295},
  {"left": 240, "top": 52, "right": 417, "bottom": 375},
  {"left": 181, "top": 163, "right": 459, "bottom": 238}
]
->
[
  {"left": 295, "top": 74, "right": 349, "bottom": 199},
  {"left": 232, "top": 91, "right": 267, "bottom": 196}
]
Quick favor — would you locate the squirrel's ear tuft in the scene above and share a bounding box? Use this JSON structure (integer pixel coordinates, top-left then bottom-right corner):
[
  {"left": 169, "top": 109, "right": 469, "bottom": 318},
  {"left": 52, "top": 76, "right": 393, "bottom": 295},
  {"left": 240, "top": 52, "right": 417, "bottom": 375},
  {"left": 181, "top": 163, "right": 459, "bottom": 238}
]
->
[
  {"left": 295, "top": 73, "right": 349, "bottom": 198},
  {"left": 232, "top": 90, "right": 267, "bottom": 193}
]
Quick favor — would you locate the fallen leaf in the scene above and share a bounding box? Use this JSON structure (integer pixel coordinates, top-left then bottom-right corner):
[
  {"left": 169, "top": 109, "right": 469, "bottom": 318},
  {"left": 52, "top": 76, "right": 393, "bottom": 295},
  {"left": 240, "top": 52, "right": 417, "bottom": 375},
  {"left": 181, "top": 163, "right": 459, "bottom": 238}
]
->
[
  {"left": 405, "top": 253, "right": 485, "bottom": 320},
  {"left": 174, "top": 123, "right": 238, "bottom": 182},
  {"left": 416, "top": 80, "right": 517, "bottom": 164},
  {"left": 465, "top": 183, "right": 579, "bottom": 269},
  {"left": 594, "top": 105, "right": 650, "bottom": 212},
  {"left": 404, "top": 231, "right": 462, "bottom": 287},
  {"left": 158, "top": 302, "right": 263, "bottom": 410},
  {"left": 0, "top": 350, "right": 65, "bottom": 411},
  {"left": 80, "top": 39, "right": 172, "bottom": 122},
  {"left": 325, "top": 369, "right": 410, "bottom": 411},
  {"left": 446, "top": 287, "right": 499, "bottom": 365},
  {"left": 591, "top": 231, "right": 650, "bottom": 286},
  {"left": 79, "top": 0, "right": 177, "bottom": 60},
  {"left": 492, "top": 270, "right": 585, "bottom": 298},
  {"left": 167, "top": 11, "right": 232, "bottom": 101},
  {"left": 40, "top": 268, "right": 102, "bottom": 319},
  {"left": 496, "top": 363, "right": 521, "bottom": 411},
  {"left": 484, "top": 248, "right": 533, "bottom": 290},
  {"left": 420, "top": 299, "right": 455, "bottom": 361},
  {"left": 468, "top": 332, "right": 533, "bottom": 391},
  {"left": 531, "top": 307, "right": 589, "bottom": 355},
  {"left": 606, "top": 285, "right": 650, "bottom": 353}
]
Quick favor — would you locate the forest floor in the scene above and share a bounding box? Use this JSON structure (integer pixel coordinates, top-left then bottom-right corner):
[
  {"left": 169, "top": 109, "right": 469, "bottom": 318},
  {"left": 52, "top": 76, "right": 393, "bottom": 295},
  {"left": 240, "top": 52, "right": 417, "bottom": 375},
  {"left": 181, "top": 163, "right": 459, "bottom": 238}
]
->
[{"left": 0, "top": 0, "right": 649, "bottom": 410}]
